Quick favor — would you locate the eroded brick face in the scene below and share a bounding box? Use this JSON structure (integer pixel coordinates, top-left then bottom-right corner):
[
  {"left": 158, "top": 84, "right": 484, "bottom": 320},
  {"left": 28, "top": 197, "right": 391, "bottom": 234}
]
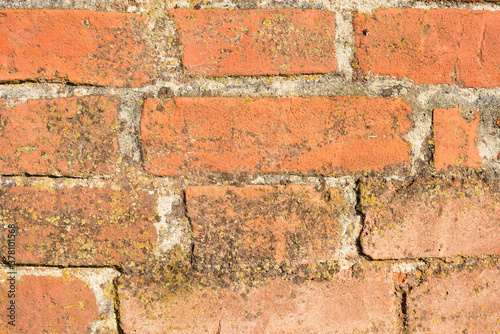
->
[
  {"left": 118, "top": 266, "right": 400, "bottom": 334},
  {"left": 354, "top": 9, "right": 500, "bottom": 88},
  {"left": 433, "top": 108, "right": 482, "bottom": 170},
  {"left": 359, "top": 179, "right": 500, "bottom": 259},
  {"left": 0, "top": 185, "right": 157, "bottom": 265},
  {"left": 0, "top": 273, "right": 99, "bottom": 334},
  {"left": 186, "top": 185, "right": 347, "bottom": 272},
  {"left": 408, "top": 265, "right": 500, "bottom": 333},
  {"left": 171, "top": 9, "right": 336, "bottom": 76},
  {"left": 141, "top": 97, "right": 413, "bottom": 176},
  {"left": 0, "top": 10, "right": 155, "bottom": 87},
  {"left": 0, "top": 96, "right": 120, "bottom": 176}
]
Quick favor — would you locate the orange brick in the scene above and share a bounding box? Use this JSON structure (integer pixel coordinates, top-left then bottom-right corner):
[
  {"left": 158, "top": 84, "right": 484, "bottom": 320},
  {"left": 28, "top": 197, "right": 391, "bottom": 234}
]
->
[
  {"left": 408, "top": 266, "right": 500, "bottom": 333},
  {"left": 141, "top": 97, "right": 413, "bottom": 175},
  {"left": 186, "top": 185, "right": 346, "bottom": 270},
  {"left": 354, "top": 9, "right": 500, "bottom": 88},
  {"left": 393, "top": 273, "right": 407, "bottom": 284},
  {"left": 359, "top": 179, "right": 500, "bottom": 259},
  {"left": 170, "top": 9, "right": 336, "bottom": 76},
  {"left": 0, "top": 273, "right": 99, "bottom": 333},
  {"left": 0, "top": 185, "right": 157, "bottom": 265},
  {"left": 433, "top": 108, "right": 482, "bottom": 170},
  {"left": 0, "top": 96, "right": 119, "bottom": 176},
  {"left": 0, "top": 10, "right": 155, "bottom": 87},
  {"left": 118, "top": 266, "right": 399, "bottom": 333}
]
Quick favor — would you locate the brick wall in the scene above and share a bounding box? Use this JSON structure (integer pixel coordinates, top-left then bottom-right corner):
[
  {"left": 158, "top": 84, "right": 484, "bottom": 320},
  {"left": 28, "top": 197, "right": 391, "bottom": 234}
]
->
[{"left": 0, "top": 0, "right": 499, "bottom": 333}]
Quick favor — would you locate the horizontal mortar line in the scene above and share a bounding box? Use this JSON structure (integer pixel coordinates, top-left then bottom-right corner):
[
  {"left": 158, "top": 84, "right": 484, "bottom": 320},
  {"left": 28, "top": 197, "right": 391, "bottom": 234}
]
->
[
  {"left": 4, "top": 173, "right": 500, "bottom": 187},
  {"left": 397, "top": 0, "right": 500, "bottom": 11},
  {"left": 1, "top": 261, "right": 124, "bottom": 273},
  {"left": 0, "top": 82, "right": 152, "bottom": 94},
  {"left": 175, "top": 71, "right": 348, "bottom": 80},
  {"left": 0, "top": 173, "right": 112, "bottom": 180},
  {"left": 1, "top": 1, "right": 499, "bottom": 12},
  {"left": 0, "top": 174, "right": 430, "bottom": 187},
  {"left": 127, "top": 175, "right": 365, "bottom": 186},
  {"left": 2, "top": 79, "right": 500, "bottom": 100},
  {"left": 362, "top": 254, "right": 500, "bottom": 264},
  {"left": 0, "top": 79, "right": 109, "bottom": 89},
  {"left": 0, "top": 74, "right": 347, "bottom": 91},
  {"left": 174, "top": 75, "right": 500, "bottom": 90}
]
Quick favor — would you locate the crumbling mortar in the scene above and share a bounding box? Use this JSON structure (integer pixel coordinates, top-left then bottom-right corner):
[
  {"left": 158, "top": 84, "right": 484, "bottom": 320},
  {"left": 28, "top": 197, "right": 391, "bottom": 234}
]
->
[
  {"left": 399, "top": 288, "right": 410, "bottom": 334},
  {"left": 1, "top": 261, "right": 125, "bottom": 272},
  {"left": 117, "top": 91, "right": 144, "bottom": 164},
  {"left": 334, "top": 10, "right": 355, "bottom": 81},
  {"left": 363, "top": 255, "right": 499, "bottom": 268},
  {"left": 179, "top": 187, "right": 197, "bottom": 267},
  {"left": 1, "top": 0, "right": 499, "bottom": 12},
  {"left": 354, "top": 178, "right": 374, "bottom": 261},
  {"left": 3, "top": 77, "right": 500, "bottom": 100},
  {"left": 112, "top": 275, "right": 127, "bottom": 334},
  {"left": 0, "top": 172, "right": 92, "bottom": 179}
]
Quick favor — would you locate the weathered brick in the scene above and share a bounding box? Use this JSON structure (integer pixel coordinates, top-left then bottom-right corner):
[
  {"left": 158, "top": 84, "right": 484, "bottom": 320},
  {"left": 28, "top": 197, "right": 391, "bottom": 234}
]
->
[
  {"left": 170, "top": 9, "right": 336, "bottom": 76},
  {"left": 0, "top": 96, "right": 119, "bottom": 176},
  {"left": 434, "top": 108, "right": 482, "bottom": 170},
  {"left": 118, "top": 266, "right": 399, "bottom": 333},
  {"left": 354, "top": 9, "right": 500, "bottom": 88},
  {"left": 360, "top": 179, "right": 500, "bottom": 259},
  {"left": 408, "top": 265, "right": 500, "bottom": 333},
  {"left": 186, "top": 185, "right": 346, "bottom": 271},
  {"left": 0, "top": 185, "right": 157, "bottom": 265},
  {"left": 0, "top": 10, "right": 155, "bottom": 87},
  {"left": 141, "top": 97, "right": 413, "bottom": 176},
  {"left": 0, "top": 271, "right": 99, "bottom": 333}
]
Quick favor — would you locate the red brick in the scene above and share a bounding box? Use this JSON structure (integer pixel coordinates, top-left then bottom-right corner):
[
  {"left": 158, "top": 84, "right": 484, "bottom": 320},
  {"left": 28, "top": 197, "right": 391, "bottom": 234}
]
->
[
  {"left": 0, "top": 272, "right": 99, "bottom": 333},
  {"left": 434, "top": 108, "right": 482, "bottom": 170},
  {"left": 0, "top": 10, "right": 155, "bottom": 87},
  {"left": 0, "top": 185, "right": 157, "bottom": 265},
  {"left": 393, "top": 273, "right": 407, "bottom": 284},
  {"left": 354, "top": 9, "right": 500, "bottom": 88},
  {"left": 141, "top": 97, "right": 413, "bottom": 175},
  {"left": 408, "top": 266, "right": 500, "bottom": 333},
  {"left": 360, "top": 179, "right": 500, "bottom": 259},
  {"left": 186, "top": 185, "right": 346, "bottom": 270},
  {"left": 118, "top": 266, "right": 399, "bottom": 333},
  {"left": 170, "top": 9, "right": 336, "bottom": 76},
  {"left": 0, "top": 96, "right": 119, "bottom": 176}
]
